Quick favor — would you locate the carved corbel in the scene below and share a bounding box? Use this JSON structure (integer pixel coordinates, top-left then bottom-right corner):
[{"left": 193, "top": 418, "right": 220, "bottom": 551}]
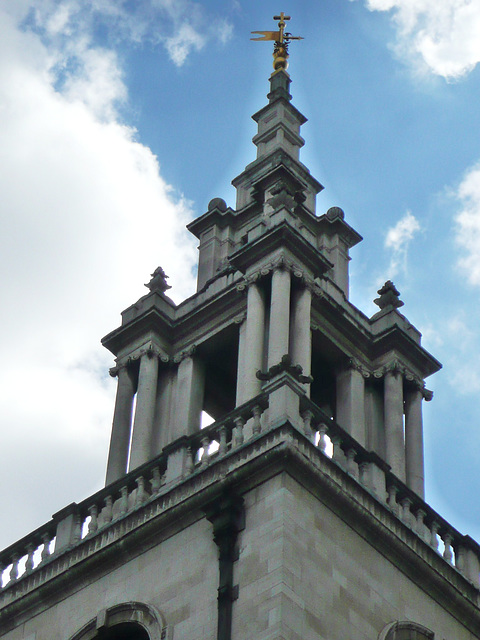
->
[
  {"left": 409, "top": 377, "right": 433, "bottom": 401},
  {"left": 256, "top": 354, "right": 313, "bottom": 384}
]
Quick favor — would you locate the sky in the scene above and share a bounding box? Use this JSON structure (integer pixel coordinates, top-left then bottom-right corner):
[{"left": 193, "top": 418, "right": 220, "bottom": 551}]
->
[{"left": 1, "top": 0, "right": 480, "bottom": 554}]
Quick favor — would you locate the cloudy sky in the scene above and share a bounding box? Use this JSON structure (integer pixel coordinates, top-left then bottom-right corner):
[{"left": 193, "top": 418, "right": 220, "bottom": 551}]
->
[{"left": 1, "top": 0, "right": 480, "bottom": 554}]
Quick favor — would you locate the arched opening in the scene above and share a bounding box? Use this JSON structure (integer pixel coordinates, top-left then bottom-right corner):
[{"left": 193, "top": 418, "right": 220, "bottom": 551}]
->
[
  {"left": 380, "top": 620, "right": 434, "bottom": 640},
  {"left": 97, "top": 622, "right": 149, "bottom": 640},
  {"left": 69, "top": 602, "right": 166, "bottom": 640}
]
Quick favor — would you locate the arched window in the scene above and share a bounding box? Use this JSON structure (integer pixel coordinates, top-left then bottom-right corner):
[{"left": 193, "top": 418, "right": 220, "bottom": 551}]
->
[
  {"left": 379, "top": 621, "right": 434, "bottom": 640},
  {"left": 68, "top": 602, "right": 167, "bottom": 640}
]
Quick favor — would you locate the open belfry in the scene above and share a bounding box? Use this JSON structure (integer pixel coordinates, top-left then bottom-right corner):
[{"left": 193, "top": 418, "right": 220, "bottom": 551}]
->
[{"left": 2, "top": 14, "right": 480, "bottom": 640}]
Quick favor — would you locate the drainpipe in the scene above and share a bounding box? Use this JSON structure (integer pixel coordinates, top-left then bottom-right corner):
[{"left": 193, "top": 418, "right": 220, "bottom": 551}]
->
[{"left": 205, "top": 492, "right": 244, "bottom": 640}]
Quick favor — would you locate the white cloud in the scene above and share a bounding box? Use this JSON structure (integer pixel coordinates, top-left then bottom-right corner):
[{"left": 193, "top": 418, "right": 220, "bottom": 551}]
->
[
  {"left": 217, "top": 18, "right": 234, "bottom": 45},
  {"left": 0, "top": 3, "right": 199, "bottom": 549},
  {"left": 384, "top": 210, "right": 421, "bottom": 277},
  {"left": 455, "top": 163, "right": 480, "bottom": 285},
  {"left": 19, "top": 0, "right": 233, "bottom": 68},
  {"left": 165, "top": 23, "right": 206, "bottom": 67},
  {"left": 359, "top": 0, "right": 480, "bottom": 79}
]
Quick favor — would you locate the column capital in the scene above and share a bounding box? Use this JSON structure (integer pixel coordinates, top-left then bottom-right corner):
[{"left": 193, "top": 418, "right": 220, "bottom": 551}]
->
[
  {"left": 372, "top": 359, "right": 409, "bottom": 379},
  {"left": 173, "top": 344, "right": 197, "bottom": 364},
  {"left": 337, "top": 357, "right": 370, "bottom": 379},
  {"left": 239, "top": 258, "right": 315, "bottom": 290},
  {"left": 112, "top": 344, "right": 170, "bottom": 376},
  {"left": 233, "top": 311, "right": 247, "bottom": 325},
  {"left": 109, "top": 360, "right": 134, "bottom": 378}
]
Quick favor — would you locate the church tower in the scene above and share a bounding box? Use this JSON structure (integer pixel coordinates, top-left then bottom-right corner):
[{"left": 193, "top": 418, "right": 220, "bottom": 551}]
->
[{"left": 1, "top": 15, "right": 480, "bottom": 640}]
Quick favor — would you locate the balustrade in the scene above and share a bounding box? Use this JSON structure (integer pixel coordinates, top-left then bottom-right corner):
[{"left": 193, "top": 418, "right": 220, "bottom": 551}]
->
[
  {"left": 189, "top": 398, "right": 268, "bottom": 471},
  {"left": 298, "top": 393, "right": 480, "bottom": 587},
  {"left": 1, "top": 380, "right": 479, "bottom": 595}
]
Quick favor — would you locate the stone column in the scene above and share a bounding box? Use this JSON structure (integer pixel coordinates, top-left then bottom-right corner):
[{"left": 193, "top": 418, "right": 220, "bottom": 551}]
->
[
  {"left": 268, "top": 267, "right": 291, "bottom": 368},
  {"left": 151, "top": 368, "right": 176, "bottom": 456},
  {"left": 105, "top": 365, "right": 135, "bottom": 485},
  {"left": 129, "top": 352, "right": 159, "bottom": 471},
  {"left": 174, "top": 355, "right": 205, "bottom": 437},
  {"left": 384, "top": 370, "right": 405, "bottom": 481},
  {"left": 336, "top": 365, "right": 366, "bottom": 447},
  {"left": 405, "top": 387, "right": 425, "bottom": 498},
  {"left": 291, "top": 286, "right": 312, "bottom": 395},
  {"left": 236, "top": 283, "right": 265, "bottom": 405}
]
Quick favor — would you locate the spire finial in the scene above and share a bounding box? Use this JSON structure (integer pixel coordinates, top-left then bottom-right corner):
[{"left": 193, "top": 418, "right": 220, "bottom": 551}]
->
[{"left": 251, "top": 13, "right": 303, "bottom": 74}]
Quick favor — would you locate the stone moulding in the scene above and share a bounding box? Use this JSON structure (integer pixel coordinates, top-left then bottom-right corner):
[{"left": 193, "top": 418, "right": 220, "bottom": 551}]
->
[{"left": 68, "top": 601, "right": 168, "bottom": 640}]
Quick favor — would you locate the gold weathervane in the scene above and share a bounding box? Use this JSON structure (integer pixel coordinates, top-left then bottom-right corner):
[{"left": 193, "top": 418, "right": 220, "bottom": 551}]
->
[{"left": 251, "top": 12, "right": 303, "bottom": 73}]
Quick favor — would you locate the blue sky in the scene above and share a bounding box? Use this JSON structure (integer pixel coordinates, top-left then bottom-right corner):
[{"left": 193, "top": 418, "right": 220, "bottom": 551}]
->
[{"left": 1, "top": 0, "right": 480, "bottom": 553}]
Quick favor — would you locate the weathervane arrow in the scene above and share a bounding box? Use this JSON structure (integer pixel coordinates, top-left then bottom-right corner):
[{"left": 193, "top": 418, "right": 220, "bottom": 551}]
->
[
  {"left": 251, "top": 31, "right": 280, "bottom": 42},
  {"left": 251, "top": 12, "right": 303, "bottom": 73}
]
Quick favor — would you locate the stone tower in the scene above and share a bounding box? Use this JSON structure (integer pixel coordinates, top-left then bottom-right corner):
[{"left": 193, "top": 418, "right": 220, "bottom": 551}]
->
[{"left": 1, "top": 23, "right": 480, "bottom": 640}]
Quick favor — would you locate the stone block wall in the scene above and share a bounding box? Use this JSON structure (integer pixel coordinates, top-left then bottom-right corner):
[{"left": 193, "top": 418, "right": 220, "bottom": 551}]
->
[
  {"left": 233, "top": 473, "right": 477, "bottom": 640},
  {"left": 1, "top": 517, "right": 218, "bottom": 640}
]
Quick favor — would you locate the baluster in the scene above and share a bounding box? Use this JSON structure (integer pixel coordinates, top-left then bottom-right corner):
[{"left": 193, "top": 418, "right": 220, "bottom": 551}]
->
[
  {"left": 301, "top": 410, "right": 313, "bottom": 438},
  {"left": 442, "top": 532, "right": 453, "bottom": 564},
  {"left": 201, "top": 435, "right": 210, "bottom": 466},
  {"left": 455, "top": 545, "right": 466, "bottom": 574},
  {"left": 387, "top": 484, "right": 399, "bottom": 515},
  {"left": 103, "top": 495, "right": 113, "bottom": 525},
  {"left": 218, "top": 426, "right": 228, "bottom": 455},
  {"left": 9, "top": 554, "right": 19, "bottom": 583},
  {"left": 119, "top": 486, "right": 129, "bottom": 516},
  {"left": 73, "top": 512, "right": 82, "bottom": 544},
  {"left": 25, "top": 542, "right": 35, "bottom": 574},
  {"left": 415, "top": 509, "right": 427, "bottom": 541},
  {"left": 252, "top": 405, "right": 262, "bottom": 435},
  {"left": 317, "top": 423, "right": 328, "bottom": 453},
  {"left": 151, "top": 466, "right": 162, "bottom": 494},
  {"left": 359, "top": 461, "right": 370, "bottom": 488},
  {"left": 233, "top": 417, "right": 245, "bottom": 448},
  {"left": 346, "top": 448, "right": 357, "bottom": 478},
  {"left": 401, "top": 497, "right": 413, "bottom": 527},
  {"left": 185, "top": 447, "right": 194, "bottom": 474},
  {"left": 41, "top": 532, "right": 51, "bottom": 562},
  {"left": 331, "top": 434, "right": 343, "bottom": 465},
  {"left": 429, "top": 521, "right": 440, "bottom": 551},
  {"left": 135, "top": 476, "right": 147, "bottom": 506},
  {"left": 88, "top": 505, "right": 98, "bottom": 535}
]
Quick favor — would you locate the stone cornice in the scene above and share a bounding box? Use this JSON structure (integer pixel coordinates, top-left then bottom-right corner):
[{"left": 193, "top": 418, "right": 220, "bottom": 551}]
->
[{"left": 228, "top": 220, "right": 332, "bottom": 279}]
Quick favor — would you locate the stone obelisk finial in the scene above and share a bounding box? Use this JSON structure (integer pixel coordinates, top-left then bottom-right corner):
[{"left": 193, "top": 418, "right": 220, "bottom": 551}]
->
[{"left": 251, "top": 12, "right": 303, "bottom": 74}]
